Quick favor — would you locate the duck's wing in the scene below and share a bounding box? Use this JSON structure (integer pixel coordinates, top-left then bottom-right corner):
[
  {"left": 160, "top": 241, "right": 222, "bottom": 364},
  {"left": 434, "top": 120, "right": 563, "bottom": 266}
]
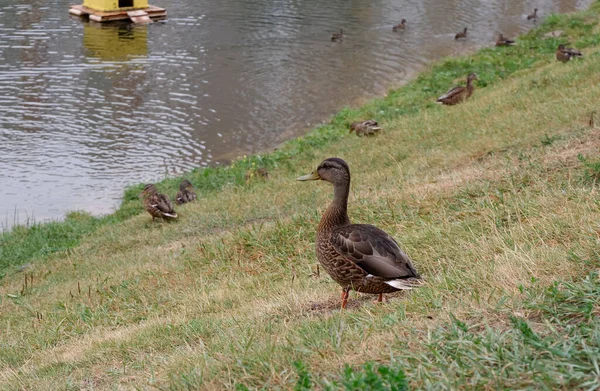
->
[
  {"left": 564, "top": 48, "right": 583, "bottom": 56},
  {"left": 331, "top": 224, "right": 420, "bottom": 280},
  {"left": 155, "top": 193, "right": 176, "bottom": 215},
  {"left": 184, "top": 190, "right": 197, "bottom": 202},
  {"left": 437, "top": 86, "right": 464, "bottom": 101},
  {"left": 175, "top": 190, "right": 184, "bottom": 205}
]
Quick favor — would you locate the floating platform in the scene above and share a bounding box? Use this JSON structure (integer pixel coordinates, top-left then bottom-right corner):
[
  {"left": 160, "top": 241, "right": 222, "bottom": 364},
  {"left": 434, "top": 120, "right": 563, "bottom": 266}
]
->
[{"left": 69, "top": 4, "right": 166, "bottom": 23}]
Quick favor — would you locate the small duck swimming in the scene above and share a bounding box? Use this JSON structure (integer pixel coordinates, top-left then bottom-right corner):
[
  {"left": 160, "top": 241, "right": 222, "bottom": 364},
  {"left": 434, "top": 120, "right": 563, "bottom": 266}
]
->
[
  {"left": 455, "top": 27, "right": 468, "bottom": 40},
  {"left": 392, "top": 19, "right": 406, "bottom": 31},
  {"left": 331, "top": 29, "right": 344, "bottom": 42}
]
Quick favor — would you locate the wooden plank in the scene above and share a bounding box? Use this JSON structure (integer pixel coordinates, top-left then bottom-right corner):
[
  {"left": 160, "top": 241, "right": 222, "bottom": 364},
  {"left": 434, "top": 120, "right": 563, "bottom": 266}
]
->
[
  {"left": 69, "top": 8, "right": 85, "bottom": 16},
  {"left": 68, "top": 4, "right": 166, "bottom": 22},
  {"left": 127, "top": 10, "right": 148, "bottom": 17},
  {"left": 128, "top": 10, "right": 152, "bottom": 24}
]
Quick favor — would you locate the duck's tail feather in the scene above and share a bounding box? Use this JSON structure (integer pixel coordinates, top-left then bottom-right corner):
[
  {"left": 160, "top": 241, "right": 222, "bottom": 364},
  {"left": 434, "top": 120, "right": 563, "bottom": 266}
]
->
[{"left": 384, "top": 277, "right": 425, "bottom": 290}]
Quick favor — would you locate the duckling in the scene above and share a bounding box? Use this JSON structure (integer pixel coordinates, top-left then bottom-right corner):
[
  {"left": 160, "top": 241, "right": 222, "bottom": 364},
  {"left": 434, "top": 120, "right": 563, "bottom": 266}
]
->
[
  {"left": 245, "top": 167, "right": 269, "bottom": 183},
  {"left": 297, "top": 158, "right": 424, "bottom": 309},
  {"left": 455, "top": 27, "right": 468, "bottom": 40},
  {"left": 175, "top": 179, "right": 197, "bottom": 205},
  {"left": 331, "top": 29, "right": 343, "bottom": 42},
  {"left": 496, "top": 34, "right": 516, "bottom": 46},
  {"left": 349, "top": 120, "right": 382, "bottom": 137},
  {"left": 140, "top": 184, "right": 177, "bottom": 222},
  {"left": 436, "top": 73, "right": 478, "bottom": 106},
  {"left": 527, "top": 8, "right": 538, "bottom": 20},
  {"left": 392, "top": 19, "right": 406, "bottom": 31},
  {"left": 556, "top": 43, "right": 583, "bottom": 62}
]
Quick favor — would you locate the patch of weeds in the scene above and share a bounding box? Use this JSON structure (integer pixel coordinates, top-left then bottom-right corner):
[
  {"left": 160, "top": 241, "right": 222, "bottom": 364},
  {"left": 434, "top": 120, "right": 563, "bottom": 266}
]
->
[
  {"left": 540, "top": 134, "right": 560, "bottom": 146},
  {"left": 408, "top": 272, "right": 600, "bottom": 389},
  {"left": 294, "top": 361, "right": 313, "bottom": 391},
  {"left": 524, "top": 271, "right": 600, "bottom": 324},
  {"left": 577, "top": 153, "right": 600, "bottom": 184},
  {"left": 284, "top": 361, "right": 408, "bottom": 391},
  {"left": 336, "top": 362, "right": 408, "bottom": 391},
  {"left": 168, "top": 367, "right": 204, "bottom": 390}
]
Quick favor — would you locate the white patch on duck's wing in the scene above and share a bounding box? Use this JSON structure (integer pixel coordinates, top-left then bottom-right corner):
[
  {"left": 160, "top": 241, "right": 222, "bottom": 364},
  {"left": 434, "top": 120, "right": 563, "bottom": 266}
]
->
[
  {"left": 384, "top": 278, "right": 424, "bottom": 289},
  {"left": 437, "top": 86, "right": 463, "bottom": 101},
  {"left": 163, "top": 212, "right": 177, "bottom": 218}
]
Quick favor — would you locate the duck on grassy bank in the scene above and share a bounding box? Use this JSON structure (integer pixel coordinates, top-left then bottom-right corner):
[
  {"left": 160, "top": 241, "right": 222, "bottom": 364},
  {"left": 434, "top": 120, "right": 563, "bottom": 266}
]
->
[
  {"left": 175, "top": 179, "right": 197, "bottom": 205},
  {"left": 297, "top": 158, "right": 424, "bottom": 309},
  {"left": 436, "top": 73, "right": 478, "bottom": 106},
  {"left": 349, "top": 120, "right": 382, "bottom": 137},
  {"left": 496, "top": 34, "right": 516, "bottom": 46},
  {"left": 141, "top": 184, "right": 177, "bottom": 222},
  {"left": 556, "top": 43, "right": 583, "bottom": 62}
]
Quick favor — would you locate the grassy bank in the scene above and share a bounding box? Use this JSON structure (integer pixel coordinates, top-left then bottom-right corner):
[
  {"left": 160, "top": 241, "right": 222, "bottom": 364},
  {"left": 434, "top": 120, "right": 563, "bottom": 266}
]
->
[{"left": 2, "top": 3, "right": 600, "bottom": 389}]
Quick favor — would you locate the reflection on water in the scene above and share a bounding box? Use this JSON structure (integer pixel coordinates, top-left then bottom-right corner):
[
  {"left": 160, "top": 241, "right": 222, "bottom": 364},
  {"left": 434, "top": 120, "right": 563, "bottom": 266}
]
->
[
  {"left": 83, "top": 23, "right": 148, "bottom": 61},
  {"left": 0, "top": 0, "right": 593, "bottom": 229}
]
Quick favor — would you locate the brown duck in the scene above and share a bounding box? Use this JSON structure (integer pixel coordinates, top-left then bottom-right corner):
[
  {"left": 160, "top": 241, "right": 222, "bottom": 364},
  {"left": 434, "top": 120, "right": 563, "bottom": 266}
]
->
[
  {"left": 436, "top": 73, "right": 478, "bottom": 106},
  {"left": 297, "top": 158, "right": 424, "bottom": 309},
  {"left": 331, "top": 29, "right": 343, "bottom": 42},
  {"left": 140, "top": 184, "right": 177, "bottom": 222},
  {"left": 349, "top": 120, "right": 382, "bottom": 137},
  {"left": 175, "top": 179, "right": 197, "bottom": 205},
  {"left": 455, "top": 27, "right": 468, "bottom": 40},
  {"left": 393, "top": 19, "right": 406, "bottom": 31},
  {"left": 496, "top": 34, "right": 516, "bottom": 46},
  {"left": 527, "top": 8, "right": 538, "bottom": 20},
  {"left": 556, "top": 44, "right": 583, "bottom": 62},
  {"left": 245, "top": 167, "right": 269, "bottom": 182}
]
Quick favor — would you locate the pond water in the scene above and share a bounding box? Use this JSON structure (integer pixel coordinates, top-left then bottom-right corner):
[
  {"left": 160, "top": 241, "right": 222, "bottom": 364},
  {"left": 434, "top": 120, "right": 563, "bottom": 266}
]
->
[{"left": 0, "top": 0, "right": 592, "bottom": 229}]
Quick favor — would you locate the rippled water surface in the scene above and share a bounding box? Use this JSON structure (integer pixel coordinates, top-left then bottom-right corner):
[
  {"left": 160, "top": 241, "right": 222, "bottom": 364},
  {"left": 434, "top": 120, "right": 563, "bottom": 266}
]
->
[{"left": 0, "top": 0, "right": 592, "bottom": 228}]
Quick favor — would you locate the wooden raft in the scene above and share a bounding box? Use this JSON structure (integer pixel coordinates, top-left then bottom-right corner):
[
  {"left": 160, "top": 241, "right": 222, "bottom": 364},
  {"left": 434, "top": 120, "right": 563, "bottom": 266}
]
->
[{"left": 69, "top": 4, "right": 166, "bottom": 23}]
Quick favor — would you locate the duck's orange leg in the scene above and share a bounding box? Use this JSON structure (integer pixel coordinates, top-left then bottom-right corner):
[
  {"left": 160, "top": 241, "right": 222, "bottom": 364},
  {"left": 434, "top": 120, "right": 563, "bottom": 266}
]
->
[
  {"left": 341, "top": 289, "right": 350, "bottom": 309},
  {"left": 373, "top": 293, "right": 386, "bottom": 304}
]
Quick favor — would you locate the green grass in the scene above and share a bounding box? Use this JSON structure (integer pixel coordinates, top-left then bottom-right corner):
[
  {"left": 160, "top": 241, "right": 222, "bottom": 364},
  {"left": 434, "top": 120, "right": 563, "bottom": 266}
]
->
[{"left": 1, "top": 3, "right": 600, "bottom": 390}]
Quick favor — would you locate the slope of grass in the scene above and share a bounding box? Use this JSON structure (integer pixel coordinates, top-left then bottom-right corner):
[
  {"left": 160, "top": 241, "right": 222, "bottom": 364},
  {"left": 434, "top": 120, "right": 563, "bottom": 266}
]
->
[
  {"left": 1, "top": 3, "right": 600, "bottom": 390},
  {"left": 3, "top": 2, "right": 600, "bottom": 275}
]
